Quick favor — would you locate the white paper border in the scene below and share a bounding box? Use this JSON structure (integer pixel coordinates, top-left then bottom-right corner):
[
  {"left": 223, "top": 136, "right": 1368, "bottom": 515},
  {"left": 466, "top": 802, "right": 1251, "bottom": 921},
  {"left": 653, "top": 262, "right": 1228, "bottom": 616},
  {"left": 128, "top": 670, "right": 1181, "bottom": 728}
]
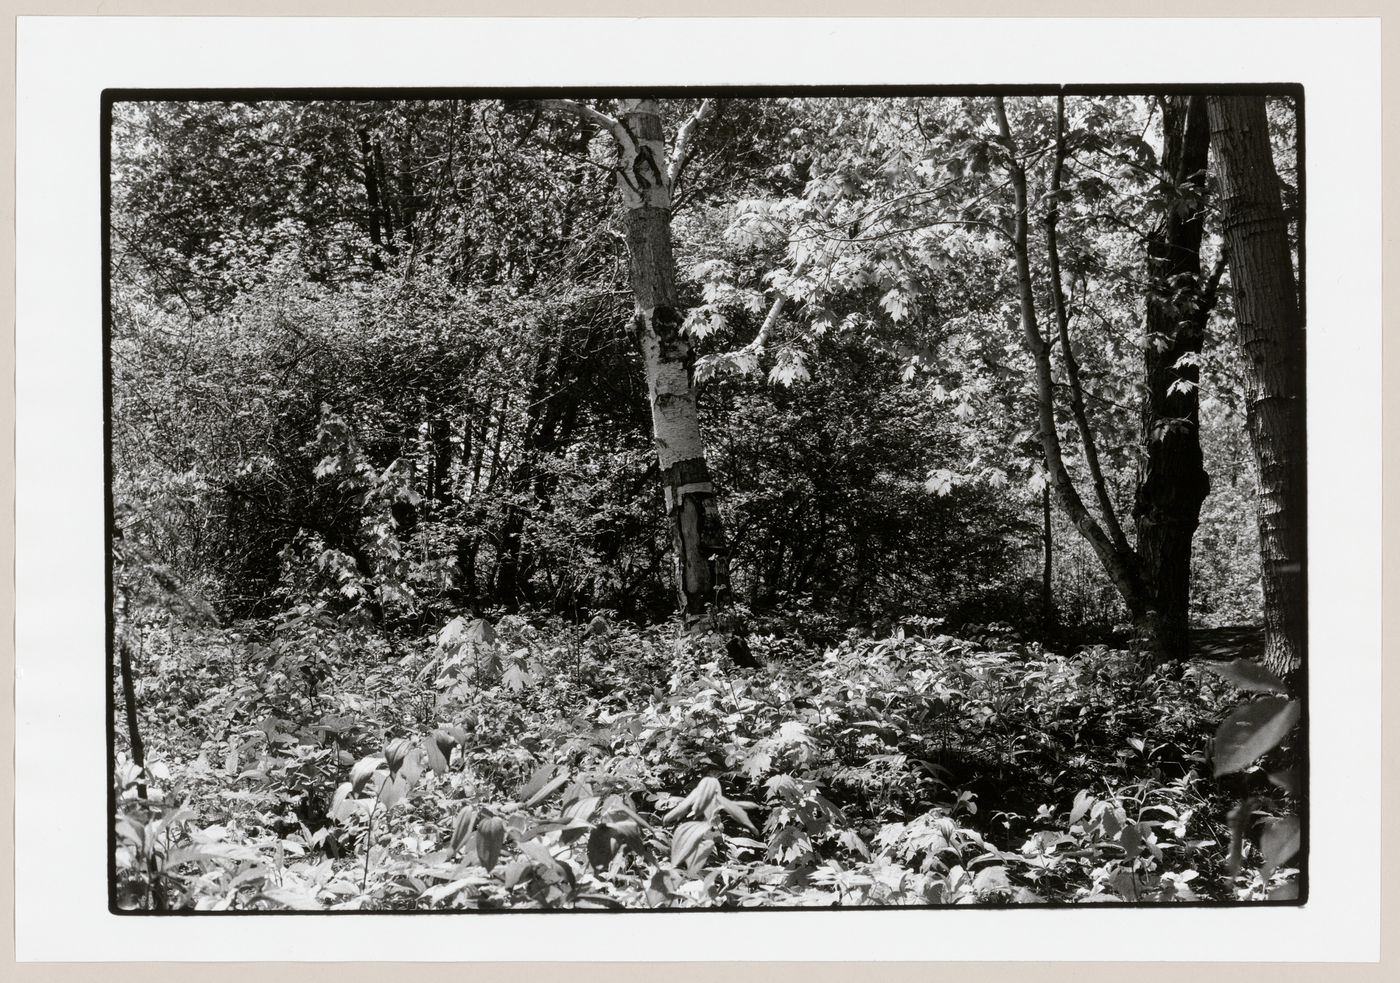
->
[{"left": 15, "top": 15, "right": 1381, "bottom": 963}]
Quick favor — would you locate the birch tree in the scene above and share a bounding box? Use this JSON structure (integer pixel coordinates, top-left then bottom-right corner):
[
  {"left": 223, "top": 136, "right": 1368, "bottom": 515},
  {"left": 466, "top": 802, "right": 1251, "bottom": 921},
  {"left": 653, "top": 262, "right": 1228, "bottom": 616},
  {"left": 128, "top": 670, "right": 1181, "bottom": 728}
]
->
[{"left": 538, "top": 98, "right": 731, "bottom": 624}]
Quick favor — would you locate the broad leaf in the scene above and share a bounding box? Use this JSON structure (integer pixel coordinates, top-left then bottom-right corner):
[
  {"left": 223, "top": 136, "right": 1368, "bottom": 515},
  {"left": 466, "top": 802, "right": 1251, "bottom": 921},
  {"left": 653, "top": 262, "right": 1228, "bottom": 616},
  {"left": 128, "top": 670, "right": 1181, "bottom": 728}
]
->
[
  {"left": 1202, "top": 659, "right": 1289, "bottom": 696},
  {"left": 349, "top": 755, "right": 383, "bottom": 794},
  {"left": 476, "top": 817, "right": 506, "bottom": 871},
  {"left": 1261, "top": 816, "right": 1301, "bottom": 868},
  {"left": 517, "top": 762, "right": 564, "bottom": 804},
  {"left": 449, "top": 807, "right": 477, "bottom": 855},
  {"left": 670, "top": 820, "right": 712, "bottom": 868},
  {"left": 1213, "top": 697, "right": 1300, "bottom": 776}
]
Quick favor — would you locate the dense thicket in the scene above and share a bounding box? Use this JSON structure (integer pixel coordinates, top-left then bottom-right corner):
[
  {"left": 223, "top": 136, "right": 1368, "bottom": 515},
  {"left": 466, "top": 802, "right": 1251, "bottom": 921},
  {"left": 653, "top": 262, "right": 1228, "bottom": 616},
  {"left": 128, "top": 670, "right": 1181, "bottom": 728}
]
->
[
  {"left": 111, "top": 94, "right": 1302, "bottom": 911},
  {"left": 114, "top": 96, "right": 1278, "bottom": 635}
]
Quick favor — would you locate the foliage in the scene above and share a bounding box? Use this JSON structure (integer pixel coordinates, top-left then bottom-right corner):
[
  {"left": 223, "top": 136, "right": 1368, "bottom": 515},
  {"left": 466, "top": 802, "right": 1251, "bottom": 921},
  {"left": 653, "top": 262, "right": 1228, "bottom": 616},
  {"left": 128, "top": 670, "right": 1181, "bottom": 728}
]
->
[
  {"left": 109, "top": 94, "right": 1300, "bottom": 912},
  {"left": 114, "top": 616, "right": 1297, "bottom": 909}
]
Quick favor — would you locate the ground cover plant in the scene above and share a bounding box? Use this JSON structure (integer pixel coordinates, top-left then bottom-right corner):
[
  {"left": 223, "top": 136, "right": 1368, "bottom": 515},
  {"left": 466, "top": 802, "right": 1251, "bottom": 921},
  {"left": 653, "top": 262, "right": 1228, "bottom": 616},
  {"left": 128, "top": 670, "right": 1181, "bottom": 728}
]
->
[
  {"left": 110, "top": 91, "right": 1305, "bottom": 911},
  {"left": 113, "top": 605, "right": 1301, "bottom": 909}
]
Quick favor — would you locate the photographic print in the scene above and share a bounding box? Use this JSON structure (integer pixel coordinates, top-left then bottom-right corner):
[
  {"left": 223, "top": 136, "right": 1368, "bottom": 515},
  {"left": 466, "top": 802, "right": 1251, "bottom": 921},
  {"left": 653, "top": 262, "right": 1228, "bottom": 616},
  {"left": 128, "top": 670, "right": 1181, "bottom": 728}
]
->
[{"left": 106, "top": 87, "right": 1306, "bottom": 914}]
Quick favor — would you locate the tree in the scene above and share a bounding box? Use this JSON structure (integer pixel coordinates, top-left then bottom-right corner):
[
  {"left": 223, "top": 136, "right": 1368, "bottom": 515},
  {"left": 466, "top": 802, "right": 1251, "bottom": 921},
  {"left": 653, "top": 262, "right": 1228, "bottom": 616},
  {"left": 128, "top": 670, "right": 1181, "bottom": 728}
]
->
[
  {"left": 993, "top": 97, "right": 1151, "bottom": 632},
  {"left": 1206, "top": 95, "right": 1306, "bottom": 683},
  {"left": 1132, "top": 95, "right": 1221, "bottom": 661},
  {"left": 994, "top": 94, "right": 1227, "bottom": 661},
  {"left": 538, "top": 98, "right": 731, "bottom": 624}
]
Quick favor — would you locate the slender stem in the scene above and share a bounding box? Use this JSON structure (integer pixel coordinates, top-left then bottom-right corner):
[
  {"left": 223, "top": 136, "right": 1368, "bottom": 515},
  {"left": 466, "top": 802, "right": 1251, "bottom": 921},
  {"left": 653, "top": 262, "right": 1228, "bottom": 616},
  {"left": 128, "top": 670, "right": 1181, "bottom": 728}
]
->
[
  {"left": 1045, "top": 94, "right": 1131, "bottom": 554},
  {"left": 362, "top": 804, "right": 376, "bottom": 895},
  {"left": 117, "top": 616, "right": 148, "bottom": 802},
  {"left": 992, "top": 96, "right": 1145, "bottom": 615}
]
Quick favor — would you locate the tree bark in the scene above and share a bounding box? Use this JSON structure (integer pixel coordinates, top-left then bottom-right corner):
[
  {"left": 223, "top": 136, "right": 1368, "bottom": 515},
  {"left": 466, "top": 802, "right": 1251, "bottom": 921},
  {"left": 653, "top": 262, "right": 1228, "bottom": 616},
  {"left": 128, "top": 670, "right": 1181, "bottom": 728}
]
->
[
  {"left": 1207, "top": 95, "right": 1307, "bottom": 684},
  {"left": 1041, "top": 484, "right": 1055, "bottom": 631},
  {"left": 1132, "top": 95, "right": 1215, "bottom": 661},
  {"left": 357, "top": 128, "right": 386, "bottom": 273},
  {"left": 1046, "top": 96, "right": 1130, "bottom": 558},
  {"left": 618, "top": 100, "right": 730, "bottom": 622}
]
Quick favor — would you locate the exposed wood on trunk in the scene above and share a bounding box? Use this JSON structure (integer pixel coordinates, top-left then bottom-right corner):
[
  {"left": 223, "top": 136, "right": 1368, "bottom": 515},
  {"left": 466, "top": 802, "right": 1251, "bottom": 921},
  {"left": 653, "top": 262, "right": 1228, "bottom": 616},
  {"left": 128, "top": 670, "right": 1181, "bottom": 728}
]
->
[
  {"left": 540, "top": 97, "right": 732, "bottom": 624},
  {"left": 1206, "top": 95, "right": 1307, "bottom": 684}
]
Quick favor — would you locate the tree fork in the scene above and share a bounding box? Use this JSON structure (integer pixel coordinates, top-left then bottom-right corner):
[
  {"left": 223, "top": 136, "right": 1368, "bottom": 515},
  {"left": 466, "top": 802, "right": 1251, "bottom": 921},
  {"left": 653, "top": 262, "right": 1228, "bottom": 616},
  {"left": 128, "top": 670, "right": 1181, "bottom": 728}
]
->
[
  {"left": 538, "top": 97, "right": 732, "bottom": 624},
  {"left": 992, "top": 97, "right": 1151, "bottom": 629}
]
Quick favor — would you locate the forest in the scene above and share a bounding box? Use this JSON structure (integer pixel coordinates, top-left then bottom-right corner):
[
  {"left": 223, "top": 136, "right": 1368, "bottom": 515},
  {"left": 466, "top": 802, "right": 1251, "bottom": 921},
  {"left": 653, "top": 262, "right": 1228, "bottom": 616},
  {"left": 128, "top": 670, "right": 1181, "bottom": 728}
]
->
[{"left": 109, "top": 92, "right": 1306, "bottom": 910}]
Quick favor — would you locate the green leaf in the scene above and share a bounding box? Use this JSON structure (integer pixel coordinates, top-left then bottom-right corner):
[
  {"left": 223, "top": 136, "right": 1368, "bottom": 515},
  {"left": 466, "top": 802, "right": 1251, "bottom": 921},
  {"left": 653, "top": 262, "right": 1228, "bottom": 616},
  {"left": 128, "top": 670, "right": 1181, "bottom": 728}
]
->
[
  {"left": 973, "top": 865, "right": 1012, "bottom": 896},
  {"left": 523, "top": 770, "right": 571, "bottom": 809},
  {"left": 502, "top": 663, "right": 534, "bottom": 692},
  {"left": 349, "top": 755, "right": 383, "bottom": 794},
  {"left": 663, "top": 776, "right": 722, "bottom": 825},
  {"left": 464, "top": 618, "right": 498, "bottom": 645},
  {"left": 259, "top": 888, "right": 321, "bottom": 911},
  {"left": 424, "top": 730, "right": 452, "bottom": 776},
  {"left": 717, "top": 797, "right": 758, "bottom": 833},
  {"left": 1069, "top": 789, "right": 1094, "bottom": 825},
  {"left": 1213, "top": 697, "right": 1300, "bottom": 776},
  {"left": 383, "top": 737, "right": 413, "bottom": 777},
  {"left": 328, "top": 781, "right": 354, "bottom": 820},
  {"left": 1202, "top": 659, "right": 1289, "bottom": 696},
  {"left": 378, "top": 774, "right": 409, "bottom": 809},
  {"left": 476, "top": 817, "right": 506, "bottom": 871},
  {"left": 517, "top": 762, "right": 565, "bottom": 804}
]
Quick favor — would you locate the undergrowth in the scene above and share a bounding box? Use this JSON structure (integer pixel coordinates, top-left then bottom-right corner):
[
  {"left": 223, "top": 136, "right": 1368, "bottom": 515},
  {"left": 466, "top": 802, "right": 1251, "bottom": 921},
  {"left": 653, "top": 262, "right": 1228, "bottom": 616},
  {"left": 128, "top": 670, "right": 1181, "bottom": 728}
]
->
[{"left": 113, "top": 612, "right": 1299, "bottom": 910}]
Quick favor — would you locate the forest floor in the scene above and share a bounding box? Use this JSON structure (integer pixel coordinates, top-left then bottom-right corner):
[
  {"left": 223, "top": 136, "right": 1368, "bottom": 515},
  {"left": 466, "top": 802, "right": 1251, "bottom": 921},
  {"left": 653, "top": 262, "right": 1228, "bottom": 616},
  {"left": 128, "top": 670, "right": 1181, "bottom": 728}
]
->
[{"left": 113, "top": 614, "right": 1297, "bottom": 910}]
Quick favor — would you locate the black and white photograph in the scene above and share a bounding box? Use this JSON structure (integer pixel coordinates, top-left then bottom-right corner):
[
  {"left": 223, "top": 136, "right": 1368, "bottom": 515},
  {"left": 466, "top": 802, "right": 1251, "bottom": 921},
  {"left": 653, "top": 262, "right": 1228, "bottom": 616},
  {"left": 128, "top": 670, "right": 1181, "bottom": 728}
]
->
[{"left": 104, "top": 87, "right": 1309, "bottom": 913}]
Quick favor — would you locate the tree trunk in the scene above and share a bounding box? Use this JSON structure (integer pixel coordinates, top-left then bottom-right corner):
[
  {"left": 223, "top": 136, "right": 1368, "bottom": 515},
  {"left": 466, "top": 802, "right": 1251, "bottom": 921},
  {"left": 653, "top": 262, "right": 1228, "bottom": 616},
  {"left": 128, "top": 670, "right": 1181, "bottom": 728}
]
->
[
  {"left": 429, "top": 416, "right": 453, "bottom": 506},
  {"left": 357, "top": 128, "right": 386, "bottom": 273},
  {"left": 1041, "top": 484, "right": 1055, "bottom": 631},
  {"left": 615, "top": 99, "right": 730, "bottom": 623},
  {"left": 1207, "top": 95, "right": 1307, "bottom": 684},
  {"left": 992, "top": 98, "right": 1152, "bottom": 627},
  {"left": 1133, "top": 95, "right": 1215, "bottom": 661},
  {"left": 530, "top": 97, "right": 729, "bottom": 623}
]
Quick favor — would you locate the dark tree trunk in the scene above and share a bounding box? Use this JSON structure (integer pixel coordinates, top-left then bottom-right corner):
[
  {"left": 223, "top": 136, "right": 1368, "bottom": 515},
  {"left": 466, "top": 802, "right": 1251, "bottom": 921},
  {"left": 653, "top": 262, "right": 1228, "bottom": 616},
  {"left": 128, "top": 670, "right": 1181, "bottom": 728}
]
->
[
  {"left": 1207, "top": 95, "right": 1307, "bottom": 684},
  {"left": 357, "top": 128, "right": 386, "bottom": 273},
  {"left": 373, "top": 140, "right": 399, "bottom": 253},
  {"left": 1133, "top": 95, "right": 1216, "bottom": 661},
  {"left": 429, "top": 416, "right": 453, "bottom": 506},
  {"left": 1041, "top": 484, "right": 1055, "bottom": 631},
  {"left": 117, "top": 625, "right": 148, "bottom": 802}
]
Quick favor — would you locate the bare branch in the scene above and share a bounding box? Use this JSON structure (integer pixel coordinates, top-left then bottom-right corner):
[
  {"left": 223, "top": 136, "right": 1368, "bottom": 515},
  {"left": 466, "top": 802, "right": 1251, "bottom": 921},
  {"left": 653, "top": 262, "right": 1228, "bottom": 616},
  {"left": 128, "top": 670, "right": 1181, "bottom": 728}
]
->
[
  {"left": 667, "top": 99, "right": 715, "bottom": 187},
  {"left": 535, "top": 98, "right": 627, "bottom": 146}
]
